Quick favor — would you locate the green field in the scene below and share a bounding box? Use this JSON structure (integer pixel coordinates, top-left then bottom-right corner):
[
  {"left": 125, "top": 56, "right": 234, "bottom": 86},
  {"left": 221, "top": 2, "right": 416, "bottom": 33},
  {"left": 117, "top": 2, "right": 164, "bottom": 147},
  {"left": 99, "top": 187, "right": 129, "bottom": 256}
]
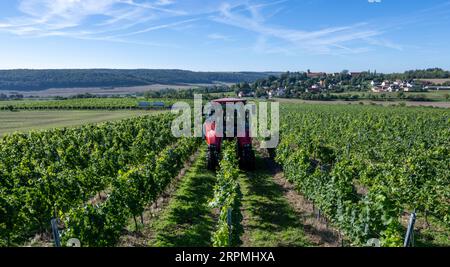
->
[{"left": 0, "top": 110, "right": 162, "bottom": 137}]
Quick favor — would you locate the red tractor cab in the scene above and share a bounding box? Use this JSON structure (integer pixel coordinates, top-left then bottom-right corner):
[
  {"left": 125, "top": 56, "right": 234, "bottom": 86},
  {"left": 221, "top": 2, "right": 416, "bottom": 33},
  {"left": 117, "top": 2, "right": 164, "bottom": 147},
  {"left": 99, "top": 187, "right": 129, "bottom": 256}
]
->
[{"left": 204, "top": 98, "right": 255, "bottom": 170}]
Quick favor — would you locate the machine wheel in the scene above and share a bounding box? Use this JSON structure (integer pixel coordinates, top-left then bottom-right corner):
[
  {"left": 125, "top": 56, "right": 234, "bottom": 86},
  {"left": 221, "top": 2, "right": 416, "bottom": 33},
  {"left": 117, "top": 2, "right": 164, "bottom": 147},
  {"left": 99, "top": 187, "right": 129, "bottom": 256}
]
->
[
  {"left": 240, "top": 145, "right": 256, "bottom": 171},
  {"left": 207, "top": 146, "right": 218, "bottom": 171},
  {"left": 267, "top": 148, "right": 276, "bottom": 159}
]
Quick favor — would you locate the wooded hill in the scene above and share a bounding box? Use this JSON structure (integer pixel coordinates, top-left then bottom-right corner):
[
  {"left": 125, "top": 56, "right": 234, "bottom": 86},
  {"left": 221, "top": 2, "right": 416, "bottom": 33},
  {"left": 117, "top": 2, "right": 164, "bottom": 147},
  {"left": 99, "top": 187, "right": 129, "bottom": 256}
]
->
[{"left": 0, "top": 69, "right": 276, "bottom": 91}]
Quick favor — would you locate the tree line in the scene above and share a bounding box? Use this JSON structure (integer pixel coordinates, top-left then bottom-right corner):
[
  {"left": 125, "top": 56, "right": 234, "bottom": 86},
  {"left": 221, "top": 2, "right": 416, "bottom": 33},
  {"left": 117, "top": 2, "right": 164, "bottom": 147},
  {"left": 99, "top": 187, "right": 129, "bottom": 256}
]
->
[{"left": 143, "top": 86, "right": 233, "bottom": 99}]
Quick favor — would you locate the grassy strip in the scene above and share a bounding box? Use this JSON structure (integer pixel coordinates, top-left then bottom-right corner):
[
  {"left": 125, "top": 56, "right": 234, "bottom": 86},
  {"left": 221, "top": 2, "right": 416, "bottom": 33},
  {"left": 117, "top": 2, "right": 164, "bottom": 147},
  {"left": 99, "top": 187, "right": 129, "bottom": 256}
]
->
[
  {"left": 239, "top": 155, "right": 310, "bottom": 247},
  {"left": 147, "top": 146, "right": 217, "bottom": 247},
  {"left": 413, "top": 215, "right": 450, "bottom": 247}
]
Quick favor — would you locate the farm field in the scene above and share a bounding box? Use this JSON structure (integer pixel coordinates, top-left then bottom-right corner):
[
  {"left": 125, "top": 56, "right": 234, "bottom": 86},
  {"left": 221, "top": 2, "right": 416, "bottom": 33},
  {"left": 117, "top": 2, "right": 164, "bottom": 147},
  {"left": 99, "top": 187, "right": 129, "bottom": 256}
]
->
[
  {"left": 0, "top": 83, "right": 219, "bottom": 97},
  {"left": 0, "top": 102, "right": 449, "bottom": 248},
  {"left": 417, "top": 78, "right": 450, "bottom": 85},
  {"left": 274, "top": 97, "right": 450, "bottom": 108},
  {"left": 329, "top": 90, "right": 450, "bottom": 102},
  {"left": 0, "top": 110, "right": 163, "bottom": 137}
]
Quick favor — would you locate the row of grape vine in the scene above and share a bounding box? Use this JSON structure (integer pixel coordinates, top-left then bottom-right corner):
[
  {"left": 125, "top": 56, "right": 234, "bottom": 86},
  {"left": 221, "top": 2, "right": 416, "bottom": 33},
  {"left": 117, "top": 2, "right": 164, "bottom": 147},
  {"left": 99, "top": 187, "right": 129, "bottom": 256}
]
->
[
  {"left": 276, "top": 104, "right": 449, "bottom": 246},
  {"left": 209, "top": 141, "right": 244, "bottom": 247},
  {"left": 62, "top": 137, "right": 200, "bottom": 246},
  {"left": 0, "top": 114, "right": 200, "bottom": 246}
]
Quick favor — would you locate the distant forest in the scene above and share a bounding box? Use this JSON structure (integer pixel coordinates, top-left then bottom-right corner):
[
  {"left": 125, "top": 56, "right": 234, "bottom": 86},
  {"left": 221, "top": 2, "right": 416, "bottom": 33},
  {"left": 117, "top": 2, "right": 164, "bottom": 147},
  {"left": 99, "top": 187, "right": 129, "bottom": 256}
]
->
[{"left": 0, "top": 69, "right": 276, "bottom": 91}]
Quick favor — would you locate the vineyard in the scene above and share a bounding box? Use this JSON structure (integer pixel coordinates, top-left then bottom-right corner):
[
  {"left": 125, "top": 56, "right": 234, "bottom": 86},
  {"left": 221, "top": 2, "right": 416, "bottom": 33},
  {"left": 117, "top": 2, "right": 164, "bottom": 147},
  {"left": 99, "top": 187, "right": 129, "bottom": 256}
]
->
[
  {"left": 0, "top": 98, "right": 178, "bottom": 110},
  {"left": 0, "top": 114, "right": 192, "bottom": 246},
  {"left": 0, "top": 103, "right": 449, "bottom": 247},
  {"left": 277, "top": 104, "right": 450, "bottom": 246}
]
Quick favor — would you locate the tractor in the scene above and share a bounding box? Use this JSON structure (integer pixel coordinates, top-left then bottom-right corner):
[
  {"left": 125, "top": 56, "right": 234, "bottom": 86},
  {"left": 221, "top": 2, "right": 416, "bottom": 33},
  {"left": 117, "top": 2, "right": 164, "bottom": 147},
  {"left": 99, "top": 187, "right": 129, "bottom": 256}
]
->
[{"left": 203, "top": 98, "right": 255, "bottom": 171}]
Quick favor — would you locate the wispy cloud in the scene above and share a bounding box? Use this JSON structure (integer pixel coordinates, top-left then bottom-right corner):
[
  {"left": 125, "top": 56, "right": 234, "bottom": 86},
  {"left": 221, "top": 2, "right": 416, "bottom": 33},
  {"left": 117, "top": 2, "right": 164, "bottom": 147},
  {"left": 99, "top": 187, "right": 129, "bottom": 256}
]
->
[
  {"left": 207, "top": 33, "right": 232, "bottom": 41},
  {"left": 155, "top": 0, "right": 175, "bottom": 6},
  {"left": 0, "top": 0, "right": 434, "bottom": 55},
  {"left": 110, "top": 18, "right": 199, "bottom": 38},
  {"left": 0, "top": 0, "right": 192, "bottom": 46},
  {"left": 211, "top": 2, "right": 394, "bottom": 55},
  {"left": 363, "top": 37, "right": 402, "bottom": 51}
]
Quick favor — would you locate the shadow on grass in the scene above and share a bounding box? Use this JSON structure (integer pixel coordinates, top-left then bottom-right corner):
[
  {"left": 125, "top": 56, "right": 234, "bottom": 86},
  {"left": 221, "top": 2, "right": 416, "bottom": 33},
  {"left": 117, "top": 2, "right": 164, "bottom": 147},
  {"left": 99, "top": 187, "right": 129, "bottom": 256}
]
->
[
  {"left": 151, "top": 150, "right": 217, "bottom": 247},
  {"left": 241, "top": 156, "right": 309, "bottom": 247},
  {"left": 408, "top": 217, "right": 450, "bottom": 247}
]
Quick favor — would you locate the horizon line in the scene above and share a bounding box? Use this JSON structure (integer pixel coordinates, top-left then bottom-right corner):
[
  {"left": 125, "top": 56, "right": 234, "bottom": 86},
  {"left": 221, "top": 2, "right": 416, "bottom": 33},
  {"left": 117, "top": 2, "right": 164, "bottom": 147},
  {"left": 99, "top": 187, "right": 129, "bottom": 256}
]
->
[{"left": 0, "top": 67, "right": 448, "bottom": 74}]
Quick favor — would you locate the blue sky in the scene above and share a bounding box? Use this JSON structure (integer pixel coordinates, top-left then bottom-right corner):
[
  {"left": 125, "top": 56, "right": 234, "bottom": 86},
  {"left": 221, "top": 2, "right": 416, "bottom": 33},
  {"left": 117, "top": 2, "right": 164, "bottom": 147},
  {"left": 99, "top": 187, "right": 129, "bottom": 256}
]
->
[{"left": 0, "top": 0, "right": 450, "bottom": 72}]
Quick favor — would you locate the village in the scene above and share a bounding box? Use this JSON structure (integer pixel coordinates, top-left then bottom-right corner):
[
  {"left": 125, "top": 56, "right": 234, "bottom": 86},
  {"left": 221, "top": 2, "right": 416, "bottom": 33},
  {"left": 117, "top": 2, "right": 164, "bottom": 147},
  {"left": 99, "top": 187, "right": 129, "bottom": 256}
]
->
[
  {"left": 236, "top": 70, "right": 450, "bottom": 99},
  {"left": 370, "top": 80, "right": 417, "bottom": 93}
]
